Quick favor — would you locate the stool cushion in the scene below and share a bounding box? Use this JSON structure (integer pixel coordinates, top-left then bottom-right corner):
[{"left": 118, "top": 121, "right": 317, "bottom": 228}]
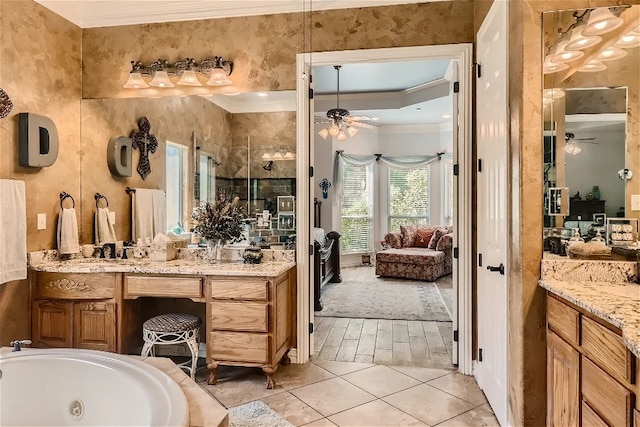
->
[{"left": 143, "top": 313, "right": 202, "bottom": 333}]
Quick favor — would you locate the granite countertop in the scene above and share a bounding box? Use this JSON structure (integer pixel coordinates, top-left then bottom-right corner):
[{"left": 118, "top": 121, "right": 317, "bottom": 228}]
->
[
  {"left": 539, "top": 279, "right": 640, "bottom": 358},
  {"left": 30, "top": 258, "right": 296, "bottom": 277}
]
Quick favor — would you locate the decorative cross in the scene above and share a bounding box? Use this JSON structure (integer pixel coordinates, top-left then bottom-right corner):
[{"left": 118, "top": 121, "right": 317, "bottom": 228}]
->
[
  {"left": 130, "top": 117, "right": 158, "bottom": 180},
  {"left": 319, "top": 178, "right": 331, "bottom": 199}
]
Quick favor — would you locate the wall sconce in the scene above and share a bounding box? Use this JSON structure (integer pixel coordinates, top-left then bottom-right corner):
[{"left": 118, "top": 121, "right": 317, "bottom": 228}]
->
[
  {"left": 261, "top": 147, "right": 296, "bottom": 161},
  {"left": 123, "top": 56, "right": 234, "bottom": 89},
  {"left": 262, "top": 161, "right": 274, "bottom": 171}
]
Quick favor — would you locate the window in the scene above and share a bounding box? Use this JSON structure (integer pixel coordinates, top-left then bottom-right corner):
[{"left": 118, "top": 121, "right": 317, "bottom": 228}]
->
[
  {"left": 445, "top": 164, "right": 454, "bottom": 225},
  {"left": 166, "top": 142, "right": 188, "bottom": 233},
  {"left": 388, "top": 166, "right": 430, "bottom": 230},
  {"left": 340, "top": 162, "right": 374, "bottom": 252}
]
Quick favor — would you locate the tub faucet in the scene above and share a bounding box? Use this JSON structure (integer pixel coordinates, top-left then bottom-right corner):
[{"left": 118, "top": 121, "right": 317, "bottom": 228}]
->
[
  {"left": 101, "top": 243, "right": 117, "bottom": 259},
  {"left": 10, "top": 339, "right": 31, "bottom": 351}
]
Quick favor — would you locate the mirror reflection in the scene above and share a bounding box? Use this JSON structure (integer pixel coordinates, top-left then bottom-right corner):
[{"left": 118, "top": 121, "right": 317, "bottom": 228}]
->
[{"left": 542, "top": 5, "right": 640, "bottom": 259}]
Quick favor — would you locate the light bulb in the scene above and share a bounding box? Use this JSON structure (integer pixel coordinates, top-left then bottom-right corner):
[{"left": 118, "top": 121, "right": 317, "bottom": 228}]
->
[
  {"left": 149, "top": 70, "right": 174, "bottom": 87},
  {"left": 177, "top": 69, "right": 202, "bottom": 86},
  {"left": 347, "top": 126, "right": 358, "bottom": 137},
  {"left": 318, "top": 128, "right": 330, "bottom": 139},
  {"left": 329, "top": 125, "right": 340, "bottom": 137},
  {"left": 337, "top": 130, "right": 347, "bottom": 141},
  {"left": 207, "top": 68, "right": 232, "bottom": 86},
  {"left": 123, "top": 72, "right": 149, "bottom": 89}
]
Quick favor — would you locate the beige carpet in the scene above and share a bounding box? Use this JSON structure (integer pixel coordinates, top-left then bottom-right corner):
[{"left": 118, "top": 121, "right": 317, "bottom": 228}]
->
[
  {"left": 229, "top": 401, "right": 293, "bottom": 427},
  {"left": 315, "top": 275, "right": 451, "bottom": 321}
]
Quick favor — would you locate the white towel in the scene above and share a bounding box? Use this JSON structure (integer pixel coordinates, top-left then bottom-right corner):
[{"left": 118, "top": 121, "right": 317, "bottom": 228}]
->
[
  {"left": 94, "top": 207, "right": 116, "bottom": 245},
  {"left": 0, "top": 179, "right": 27, "bottom": 284},
  {"left": 57, "top": 207, "right": 79, "bottom": 255},
  {"left": 132, "top": 189, "right": 166, "bottom": 241}
]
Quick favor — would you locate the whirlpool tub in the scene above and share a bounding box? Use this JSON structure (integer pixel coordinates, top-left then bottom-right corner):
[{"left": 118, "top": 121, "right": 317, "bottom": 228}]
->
[{"left": 0, "top": 348, "right": 188, "bottom": 426}]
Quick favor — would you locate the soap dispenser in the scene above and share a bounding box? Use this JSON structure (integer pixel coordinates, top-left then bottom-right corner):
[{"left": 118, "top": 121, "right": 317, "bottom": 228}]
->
[
  {"left": 591, "top": 229, "right": 606, "bottom": 245},
  {"left": 568, "top": 228, "right": 584, "bottom": 247}
]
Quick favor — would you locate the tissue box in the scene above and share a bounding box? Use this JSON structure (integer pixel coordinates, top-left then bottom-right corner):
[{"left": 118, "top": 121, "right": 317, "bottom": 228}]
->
[{"left": 149, "top": 240, "right": 188, "bottom": 261}]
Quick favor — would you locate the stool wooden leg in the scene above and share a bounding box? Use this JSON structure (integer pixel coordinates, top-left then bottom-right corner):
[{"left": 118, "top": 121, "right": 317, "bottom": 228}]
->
[{"left": 207, "top": 363, "right": 218, "bottom": 385}]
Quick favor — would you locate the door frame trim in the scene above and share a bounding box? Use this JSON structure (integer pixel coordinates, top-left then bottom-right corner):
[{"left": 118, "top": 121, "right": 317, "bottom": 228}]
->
[{"left": 295, "top": 44, "right": 473, "bottom": 374}]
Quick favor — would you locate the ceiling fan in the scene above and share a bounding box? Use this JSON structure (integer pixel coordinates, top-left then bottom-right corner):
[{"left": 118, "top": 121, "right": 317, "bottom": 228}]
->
[
  {"left": 564, "top": 132, "right": 597, "bottom": 155},
  {"left": 316, "top": 65, "right": 375, "bottom": 140}
]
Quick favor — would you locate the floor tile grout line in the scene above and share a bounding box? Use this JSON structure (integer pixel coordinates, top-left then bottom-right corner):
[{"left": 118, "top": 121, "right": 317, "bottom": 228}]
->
[
  {"left": 423, "top": 379, "right": 488, "bottom": 407},
  {"left": 322, "top": 396, "right": 427, "bottom": 426},
  {"left": 386, "top": 365, "right": 454, "bottom": 383},
  {"left": 279, "top": 391, "right": 327, "bottom": 425}
]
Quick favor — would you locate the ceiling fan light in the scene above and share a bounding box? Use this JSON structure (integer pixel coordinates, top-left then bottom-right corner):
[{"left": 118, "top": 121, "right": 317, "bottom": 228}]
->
[
  {"left": 347, "top": 126, "right": 358, "bottom": 138},
  {"left": 337, "top": 130, "right": 347, "bottom": 141},
  {"left": 597, "top": 46, "right": 628, "bottom": 61},
  {"left": 176, "top": 69, "right": 202, "bottom": 86},
  {"left": 149, "top": 70, "right": 174, "bottom": 87},
  {"left": 616, "top": 33, "right": 640, "bottom": 48},
  {"left": 582, "top": 7, "right": 623, "bottom": 36},
  {"left": 329, "top": 125, "right": 340, "bottom": 137},
  {"left": 207, "top": 67, "right": 232, "bottom": 86},
  {"left": 123, "top": 71, "right": 149, "bottom": 89},
  {"left": 565, "top": 27, "right": 602, "bottom": 51},
  {"left": 318, "top": 128, "right": 330, "bottom": 139},
  {"left": 564, "top": 144, "right": 582, "bottom": 155},
  {"left": 578, "top": 59, "right": 607, "bottom": 72},
  {"left": 551, "top": 41, "right": 584, "bottom": 63}
]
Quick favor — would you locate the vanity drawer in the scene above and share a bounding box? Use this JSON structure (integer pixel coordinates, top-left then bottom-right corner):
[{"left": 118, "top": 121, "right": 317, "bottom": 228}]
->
[
  {"left": 34, "top": 272, "right": 116, "bottom": 300},
  {"left": 210, "top": 277, "right": 268, "bottom": 301},
  {"left": 209, "top": 332, "right": 268, "bottom": 364},
  {"left": 125, "top": 275, "right": 202, "bottom": 299},
  {"left": 582, "top": 315, "right": 631, "bottom": 382},
  {"left": 211, "top": 301, "right": 268, "bottom": 332},
  {"left": 547, "top": 295, "right": 579, "bottom": 346},
  {"left": 582, "top": 357, "right": 632, "bottom": 427}
]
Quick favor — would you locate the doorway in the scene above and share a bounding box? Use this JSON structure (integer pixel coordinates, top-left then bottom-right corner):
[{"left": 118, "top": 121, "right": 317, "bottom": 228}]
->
[{"left": 295, "top": 44, "right": 473, "bottom": 374}]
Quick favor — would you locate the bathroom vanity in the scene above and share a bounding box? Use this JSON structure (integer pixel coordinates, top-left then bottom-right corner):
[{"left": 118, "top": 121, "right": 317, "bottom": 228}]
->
[
  {"left": 539, "top": 263, "right": 640, "bottom": 427},
  {"left": 29, "top": 257, "right": 296, "bottom": 388}
]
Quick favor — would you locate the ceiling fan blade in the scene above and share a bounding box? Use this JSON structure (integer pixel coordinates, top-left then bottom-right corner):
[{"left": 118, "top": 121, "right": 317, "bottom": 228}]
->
[
  {"left": 346, "top": 115, "right": 372, "bottom": 121},
  {"left": 574, "top": 137, "right": 596, "bottom": 141},
  {"left": 348, "top": 120, "right": 380, "bottom": 129}
]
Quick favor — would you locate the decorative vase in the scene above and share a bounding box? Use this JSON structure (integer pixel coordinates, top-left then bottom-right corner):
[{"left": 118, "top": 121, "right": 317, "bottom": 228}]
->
[
  {"left": 592, "top": 185, "right": 601, "bottom": 201},
  {"left": 206, "top": 239, "right": 223, "bottom": 261},
  {"left": 586, "top": 192, "right": 594, "bottom": 201}
]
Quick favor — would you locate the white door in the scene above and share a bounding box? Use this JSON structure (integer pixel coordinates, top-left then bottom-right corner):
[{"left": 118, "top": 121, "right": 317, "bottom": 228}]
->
[{"left": 476, "top": 1, "right": 509, "bottom": 426}]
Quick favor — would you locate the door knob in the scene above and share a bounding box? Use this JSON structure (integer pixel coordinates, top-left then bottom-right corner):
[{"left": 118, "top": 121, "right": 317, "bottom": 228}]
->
[{"left": 487, "top": 263, "right": 505, "bottom": 275}]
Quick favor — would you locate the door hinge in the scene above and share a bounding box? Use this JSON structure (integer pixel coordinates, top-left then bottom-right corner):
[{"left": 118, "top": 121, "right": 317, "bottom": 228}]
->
[
  {"left": 476, "top": 63, "right": 482, "bottom": 78},
  {"left": 309, "top": 88, "right": 314, "bottom": 99},
  {"left": 478, "top": 253, "right": 483, "bottom": 267},
  {"left": 479, "top": 348, "right": 483, "bottom": 362},
  {"left": 453, "top": 330, "right": 458, "bottom": 342},
  {"left": 309, "top": 166, "right": 314, "bottom": 177},
  {"left": 478, "top": 159, "right": 483, "bottom": 172},
  {"left": 453, "top": 81, "right": 460, "bottom": 93},
  {"left": 309, "top": 244, "right": 314, "bottom": 256},
  {"left": 453, "top": 247, "right": 459, "bottom": 259},
  {"left": 453, "top": 164, "right": 459, "bottom": 176},
  {"left": 309, "top": 323, "right": 314, "bottom": 333}
]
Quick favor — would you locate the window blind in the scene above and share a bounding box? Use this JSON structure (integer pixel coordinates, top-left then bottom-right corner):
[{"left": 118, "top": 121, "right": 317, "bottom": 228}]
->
[
  {"left": 340, "top": 162, "right": 374, "bottom": 252},
  {"left": 388, "top": 166, "right": 430, "bottom": 230}
]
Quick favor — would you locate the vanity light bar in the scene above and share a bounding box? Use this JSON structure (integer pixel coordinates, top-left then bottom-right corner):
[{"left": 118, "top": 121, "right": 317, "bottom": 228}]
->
[{"left": 123, "top": 57, "right": 234, "bottom": 89}]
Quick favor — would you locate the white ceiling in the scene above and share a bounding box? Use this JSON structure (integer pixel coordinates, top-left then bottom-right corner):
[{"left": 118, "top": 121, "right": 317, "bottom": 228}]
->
[{"left": 35, "top": 0, "right": 447, "bottom": 28}]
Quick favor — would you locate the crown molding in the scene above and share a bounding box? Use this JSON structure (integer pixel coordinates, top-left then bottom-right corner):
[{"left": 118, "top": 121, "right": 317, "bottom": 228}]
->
[
  {"left": 206, "top": 90, "right": 296, "bottom": 113},
  {"left": 379, "top": 123, "right": 441, "bottom": 134}
]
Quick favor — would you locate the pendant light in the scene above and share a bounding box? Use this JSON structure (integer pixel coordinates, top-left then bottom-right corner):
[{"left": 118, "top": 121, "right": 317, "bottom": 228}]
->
[
  {"left": 564, "top": 26, "right": 602, "bottom": 51},
  {"left": 582, "top": 7, "right": 623, "bottom": 36},
  {"left": 551, "top": 40, "right": 584, "bottom": 63},
  {"left": 543, "top": 57, "right": 569, "bottom": 74},
  {"left": 123, "top": 72, "right": 149, "bottom": 88},
  {"left": 177, "top": 69, "right": 202, "bottom": 87},
  {"left": 149, "top": 70, "right": 174, "bottom": 88},
  {"left": 597, "top": 46, "right": 627, "bottom": 61},
  {"left": 615, "top": 33, "right": 640, "bottom": 49},
  {"left": 578, "top": 59, "right": 607, "bottom": 73}
]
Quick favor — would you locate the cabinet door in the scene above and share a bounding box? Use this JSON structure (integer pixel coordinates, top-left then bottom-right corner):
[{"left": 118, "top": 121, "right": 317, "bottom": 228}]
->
[
  {"left": 547, "top": 330, "right": 579, "bottom": 427},
  {"left": 73, "top": 302, "right": 116, "bottom": 352},
  {"left": 33, "top": 300, "right": 73, "bottom": 348}
]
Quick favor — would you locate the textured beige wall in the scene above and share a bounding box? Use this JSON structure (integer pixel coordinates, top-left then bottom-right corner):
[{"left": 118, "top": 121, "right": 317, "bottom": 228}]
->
[
  {"left": 79, "top": 96, "right": 232, "bottom": 243},
  {"left": 508, "top": 1, "right": 640, "bottom": 425},
  {"left": 81, "top": 2, "right": 474, "bottom": 99},
  {"left": 0, "top": 0, "right": 81, "bottom": 344}
]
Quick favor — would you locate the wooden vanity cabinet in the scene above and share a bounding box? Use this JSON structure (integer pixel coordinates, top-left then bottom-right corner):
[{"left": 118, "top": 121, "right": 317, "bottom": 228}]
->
[
  {"left": 546, "top": 293, "right": 637, "bottom": 427},
  {"left": 206, "top": 267, "right": 295, "bottom": 389},
  {"left": 31, "top": 272, "right": 118, "bottom": 352}
]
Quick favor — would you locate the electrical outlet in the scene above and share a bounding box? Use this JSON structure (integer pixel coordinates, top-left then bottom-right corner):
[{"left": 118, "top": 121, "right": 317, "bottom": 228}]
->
[
  {"left": 37, "top": 213, "right": 46, "bottom": 230},
  {"left": 632, "top": 195, "right": 640, "bottom": 211},
  {"left": 108, "top": 211, "right": 116, "bottom": 223}
]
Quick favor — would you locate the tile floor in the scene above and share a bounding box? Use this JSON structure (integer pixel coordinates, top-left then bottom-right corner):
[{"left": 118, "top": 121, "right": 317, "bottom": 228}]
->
[{"left": 195, "top": 360, "right": 499, "bottom": 426}]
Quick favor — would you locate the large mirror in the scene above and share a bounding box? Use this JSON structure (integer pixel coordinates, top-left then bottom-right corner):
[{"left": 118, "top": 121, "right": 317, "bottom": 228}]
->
[
  {"left": 542, "top": 5, "right": 639, "bottom": 256},
  {"left": 79, "top": 91, "right": 296, "bottom": 247}
]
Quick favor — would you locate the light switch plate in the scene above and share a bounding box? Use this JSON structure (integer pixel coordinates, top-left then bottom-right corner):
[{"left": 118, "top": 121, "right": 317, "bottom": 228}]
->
[
  {"left": 108, "top": 211, "right": 116, "bottom": 223},
  {"left": 632, "top": 195, "right": 640, "bottom": 211},
  {"left": 37, "top": 213, "right": 46, "bottom": 230}
]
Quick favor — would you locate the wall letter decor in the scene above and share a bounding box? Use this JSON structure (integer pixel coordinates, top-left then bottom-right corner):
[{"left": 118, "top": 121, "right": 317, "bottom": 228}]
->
[
  {"left": 129, "top": 117, "right": 157, "bottom": 180},
  {"left": 18, "top": 112, "right": 59, "bottom": 167},
  {"left": 107, "top": 136, "right": 133, "bottom": 177}
]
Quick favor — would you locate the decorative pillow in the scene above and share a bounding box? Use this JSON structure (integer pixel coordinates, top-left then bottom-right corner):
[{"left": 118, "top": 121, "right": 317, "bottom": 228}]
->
[
  {"left": 414, "top": 227, "right": 436, "bottom": 247},
  {"left": 385, "top": 232, "right": 402, "bottom": 249},
  {"left": 436, "top": 233, "right": 453, "bottom": 252},
  {"left": 400, "top": 225, "right": 419, "bottom": 248},
  {"left": 428, "top": 229, "right": 444, "bottom": 250}
]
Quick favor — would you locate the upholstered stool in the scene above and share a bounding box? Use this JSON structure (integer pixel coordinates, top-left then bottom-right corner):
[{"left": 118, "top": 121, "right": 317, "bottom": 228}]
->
[{"left": 141, "top": 313, "right": 202, "bottom": 379}]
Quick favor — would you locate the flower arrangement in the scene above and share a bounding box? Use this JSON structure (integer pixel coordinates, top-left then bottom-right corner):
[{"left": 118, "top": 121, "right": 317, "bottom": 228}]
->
[{"left": 191, "top": 192, "right": 247, "bottom": 244}]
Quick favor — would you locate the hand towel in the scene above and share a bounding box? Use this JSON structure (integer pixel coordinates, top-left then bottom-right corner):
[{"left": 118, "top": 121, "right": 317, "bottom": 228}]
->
[
  {"left": 0, "top": 179, "right": 27, "bottom": 284},
  {"left": 57, "top": 207, "right": 79, "bottom": 255},
  {"left": 152, "top": 189, "right": 167, "bottom": 237},
  {"left": 94, "top": 207, "right": 116, "bottom": 245}
]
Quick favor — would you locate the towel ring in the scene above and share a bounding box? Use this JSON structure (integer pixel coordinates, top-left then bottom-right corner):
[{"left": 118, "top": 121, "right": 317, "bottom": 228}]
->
[
  {"left": 59, "top": 192, "right": 75, "bottom": 209},
  {"left": 95, "top": 193, "right": 109, "bottom": 208}
]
